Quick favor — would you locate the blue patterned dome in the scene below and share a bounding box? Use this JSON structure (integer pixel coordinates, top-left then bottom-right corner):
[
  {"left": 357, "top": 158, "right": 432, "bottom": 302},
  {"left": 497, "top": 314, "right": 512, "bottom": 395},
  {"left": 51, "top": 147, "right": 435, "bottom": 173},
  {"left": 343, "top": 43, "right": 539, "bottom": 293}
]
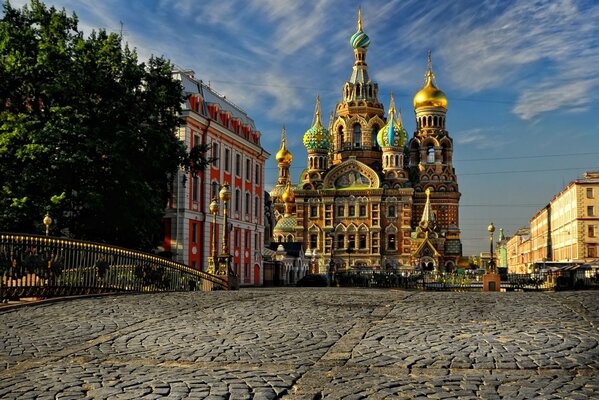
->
[
  {"left": 303, "top": 96, "right": 330, "bottom": 151},
  {"left": 377, "top": 94, "right": 406, "bottom": 148}
]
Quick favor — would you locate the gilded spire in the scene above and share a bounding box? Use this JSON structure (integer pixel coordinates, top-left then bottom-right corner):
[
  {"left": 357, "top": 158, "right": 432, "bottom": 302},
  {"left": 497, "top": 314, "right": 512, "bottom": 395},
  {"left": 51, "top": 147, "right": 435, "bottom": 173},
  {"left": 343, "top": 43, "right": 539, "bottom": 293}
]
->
[
  {"left": 419, "top": 188, "right": 436, "bottom": 230},
  {"left": 357, "top": 6, "right": 363, "bottom": 32},
  {"left": 275, "top": 125, "right": 293, "bottom": 165},
  {"left": 388, "top": 92, "right": 396, "bottom": 117},
  {"left": 314, "top": 94, "right": 321, "bottom": 125},
  {"left": 426, "top": 49, "right": 434, "bottom": 83},
  {"left": 413, "top": 50, "right": 448, "bottom": 110}
]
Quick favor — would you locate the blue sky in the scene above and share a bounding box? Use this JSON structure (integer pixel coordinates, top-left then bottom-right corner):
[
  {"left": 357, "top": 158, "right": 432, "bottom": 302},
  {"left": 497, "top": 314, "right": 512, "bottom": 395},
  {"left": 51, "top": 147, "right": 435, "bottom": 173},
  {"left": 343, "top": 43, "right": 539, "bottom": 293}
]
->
[{"left": 8, "top": 0, "right": 599, "bottom": 255}]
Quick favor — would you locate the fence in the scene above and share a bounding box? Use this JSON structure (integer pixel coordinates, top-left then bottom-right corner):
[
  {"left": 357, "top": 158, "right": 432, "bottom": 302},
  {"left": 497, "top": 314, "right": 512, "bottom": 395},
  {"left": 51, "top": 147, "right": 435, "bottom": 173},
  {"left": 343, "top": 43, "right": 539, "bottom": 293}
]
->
[
  {"left": 334, "top": 270, "right": 599, "bottom": 291},
  {"left": 1, "top": 233, "right": 228, "bottom": 301}
]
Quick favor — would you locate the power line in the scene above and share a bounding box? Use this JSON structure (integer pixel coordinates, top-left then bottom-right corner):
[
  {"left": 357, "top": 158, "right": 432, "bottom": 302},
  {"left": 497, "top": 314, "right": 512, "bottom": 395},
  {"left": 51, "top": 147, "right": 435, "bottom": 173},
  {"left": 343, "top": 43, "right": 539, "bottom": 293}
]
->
[{"left": 460, "top": 166, "right": 593, "bottom": 176}]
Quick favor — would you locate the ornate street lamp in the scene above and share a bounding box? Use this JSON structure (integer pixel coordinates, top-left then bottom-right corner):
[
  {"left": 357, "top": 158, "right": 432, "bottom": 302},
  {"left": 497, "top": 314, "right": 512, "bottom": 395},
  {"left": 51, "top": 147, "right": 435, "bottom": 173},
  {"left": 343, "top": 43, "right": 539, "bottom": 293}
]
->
[
  {"left": 216, "top": 183, "right": 238, "bottom": 289},
  {"left": 219, "top": 184, "right": 232, "bottom": 257},
  {"left": 328, "top": 231, "right": 335, "bottom": 287},
  {"left": 43, "top": 213, "right": 52, "bottom": 237},
  {"left": 207, "top": 198, "right": 219, "bottom": 274},
  {"left": 488, "top": 222, "right": 495, "bottom": 273}
]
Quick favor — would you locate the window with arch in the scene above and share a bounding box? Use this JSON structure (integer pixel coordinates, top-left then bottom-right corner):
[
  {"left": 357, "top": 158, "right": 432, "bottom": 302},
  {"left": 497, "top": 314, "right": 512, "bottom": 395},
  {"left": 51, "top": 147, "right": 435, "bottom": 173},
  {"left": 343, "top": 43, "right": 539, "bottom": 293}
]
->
[
  {"left": 310, "top": 234, "right": 318, "bottom": 250},
  {"left": 427, "top": 145, "right": 435, "bottom": 163},
  {"left": 359, "top": 234, "right": 367, "bottom": 249},
  {"left": 388, "top": 234, "right": 396, "bottom": 250},
  {"left": 245, "top": 192, "right": 250, "bottom": 215},
  {"left": 235, "top": 189, "right": 241, "bottom": 212},
  {"left": 337, "top": 234, "right": 345, "bottom": 249},
  {"left": 254, "top": 196, "right": 259, "bottom": 217},
  {"left": 211, "top": 182, "right": 219, "bottom": 200},
  {"left": 353, "top": 124, "right": 361, "bottom": 148},
  {"left": 388, "top": 205, "right": 396, "bottom": 218},
  {"left": 310, "top": 205, "right": 318, "bottom": 218},
  {"left": 337, "top": 126, "right": 344, "bottom": 150}
]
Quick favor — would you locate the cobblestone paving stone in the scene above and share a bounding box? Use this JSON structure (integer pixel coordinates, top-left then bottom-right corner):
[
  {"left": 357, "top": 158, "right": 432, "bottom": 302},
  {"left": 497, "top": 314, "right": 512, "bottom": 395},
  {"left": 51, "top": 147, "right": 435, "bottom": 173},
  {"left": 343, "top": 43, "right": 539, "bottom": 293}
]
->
[{"left": 0, "top": 289, "right": 597, "bottom": 399}]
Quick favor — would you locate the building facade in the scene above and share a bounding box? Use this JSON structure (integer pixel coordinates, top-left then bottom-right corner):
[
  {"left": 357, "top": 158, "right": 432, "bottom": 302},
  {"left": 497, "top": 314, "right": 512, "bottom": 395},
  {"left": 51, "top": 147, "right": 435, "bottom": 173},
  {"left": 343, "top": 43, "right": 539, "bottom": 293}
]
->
[
  {"left": 163, "top": 70, "right": 269, "bottom": 285},
  {"left": 270, "top": 10, "right": 462, "bottom": 273},
  {"left": 528, "top": 171, "right": 599, "bottom": 264}
]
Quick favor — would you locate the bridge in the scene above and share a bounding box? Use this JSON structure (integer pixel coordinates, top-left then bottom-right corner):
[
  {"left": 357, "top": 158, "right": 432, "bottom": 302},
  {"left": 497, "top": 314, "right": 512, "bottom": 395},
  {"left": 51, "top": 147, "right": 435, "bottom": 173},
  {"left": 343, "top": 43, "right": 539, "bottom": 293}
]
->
[
  {"left": 0, "top": 233, "right": 229, "bottom": 301},
  {"left": 0, "top": 288, "right": 597, "bottom": 398}
]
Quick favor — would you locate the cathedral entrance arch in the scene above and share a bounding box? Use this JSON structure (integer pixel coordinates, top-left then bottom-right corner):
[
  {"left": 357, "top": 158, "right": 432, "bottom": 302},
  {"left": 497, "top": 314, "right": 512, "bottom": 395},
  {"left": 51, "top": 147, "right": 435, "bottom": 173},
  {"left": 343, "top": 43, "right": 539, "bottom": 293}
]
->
[{"left": 419, "top": 256, "right": 436, "bottom": 272}]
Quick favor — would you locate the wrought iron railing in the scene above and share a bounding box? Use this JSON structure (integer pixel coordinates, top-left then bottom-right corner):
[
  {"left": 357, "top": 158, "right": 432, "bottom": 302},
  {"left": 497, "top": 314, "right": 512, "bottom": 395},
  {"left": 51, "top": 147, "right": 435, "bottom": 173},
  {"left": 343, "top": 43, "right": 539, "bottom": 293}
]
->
[
  {"left": 335, "top": 270, "right": 599, "bottom": 291},
  {"left": 0, "top": 233, "right": 228, "bottom": 300}
]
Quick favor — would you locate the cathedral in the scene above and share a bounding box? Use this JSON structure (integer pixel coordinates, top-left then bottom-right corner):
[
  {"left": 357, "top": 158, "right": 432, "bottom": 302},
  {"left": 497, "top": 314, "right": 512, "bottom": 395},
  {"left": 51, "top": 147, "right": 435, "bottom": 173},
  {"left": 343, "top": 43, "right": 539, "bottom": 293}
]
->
[{"left": 270, "top": 9, "right": 462, "bottom": 273}]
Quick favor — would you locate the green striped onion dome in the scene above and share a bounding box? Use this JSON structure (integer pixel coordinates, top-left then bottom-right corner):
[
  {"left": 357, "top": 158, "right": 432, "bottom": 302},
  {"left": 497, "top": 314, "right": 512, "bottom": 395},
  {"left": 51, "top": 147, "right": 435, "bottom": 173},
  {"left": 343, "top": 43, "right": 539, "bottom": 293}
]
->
[{"left": 350, "top": 30, "right": 370, "bottom": 49}]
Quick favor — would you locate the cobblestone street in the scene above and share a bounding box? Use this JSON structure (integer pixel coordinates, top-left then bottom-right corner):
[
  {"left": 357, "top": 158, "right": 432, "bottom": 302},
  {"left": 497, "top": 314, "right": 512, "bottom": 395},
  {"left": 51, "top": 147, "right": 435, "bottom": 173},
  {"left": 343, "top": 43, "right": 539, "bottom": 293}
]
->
[{"left": 0, "top": 289, "right": 598, "bottom": 399}]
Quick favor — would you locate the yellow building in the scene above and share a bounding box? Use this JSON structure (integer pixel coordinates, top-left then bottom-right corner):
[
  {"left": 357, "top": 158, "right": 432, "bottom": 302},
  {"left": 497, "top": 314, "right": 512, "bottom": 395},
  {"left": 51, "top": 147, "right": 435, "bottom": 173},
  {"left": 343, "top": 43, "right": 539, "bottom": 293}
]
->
[
  {"left": 270, "top": 9, "right": 462, "bottom": 273},
  {"left": 506, "top": 227, "right": 531, "bottom": 273},
  {"left": 529, "top": 171, "right": 599, "bottom": 263}
]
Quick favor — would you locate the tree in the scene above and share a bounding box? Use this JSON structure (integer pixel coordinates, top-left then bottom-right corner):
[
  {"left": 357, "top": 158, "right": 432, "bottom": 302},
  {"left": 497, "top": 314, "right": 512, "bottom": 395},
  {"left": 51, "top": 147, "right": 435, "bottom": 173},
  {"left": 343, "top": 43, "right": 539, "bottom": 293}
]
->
[{"left": 0, "top": 0, "right": 208, "bottom": 249}]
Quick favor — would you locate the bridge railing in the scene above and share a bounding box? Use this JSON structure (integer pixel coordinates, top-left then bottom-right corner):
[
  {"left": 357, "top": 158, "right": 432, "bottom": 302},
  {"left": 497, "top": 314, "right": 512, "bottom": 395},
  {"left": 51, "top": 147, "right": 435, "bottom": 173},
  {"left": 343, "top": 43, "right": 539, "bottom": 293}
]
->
[{"left": 0, "top": 233, "right": 228, "bottom": 300}]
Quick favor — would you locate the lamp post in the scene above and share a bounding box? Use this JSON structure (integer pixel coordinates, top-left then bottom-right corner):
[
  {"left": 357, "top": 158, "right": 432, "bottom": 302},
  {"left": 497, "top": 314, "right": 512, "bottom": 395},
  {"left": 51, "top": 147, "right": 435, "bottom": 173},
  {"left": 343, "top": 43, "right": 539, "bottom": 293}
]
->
[
  {"left": 488, "top": 222, "right": 495, "bottom": 273},
  {"left": 328, "top": 231, "right": 335, "bottom": 287},
  {"left": 43, "top": 213, "right": 52, "bottom": 237},
  {"left": 218, "top": 183, "right": 237, "bottom": 289},
  {"left": 311, "top": 249, "right": 318, "bottom": 274},
  {"left": 207, "top": 198, "right": 219, "bottom": 274}
]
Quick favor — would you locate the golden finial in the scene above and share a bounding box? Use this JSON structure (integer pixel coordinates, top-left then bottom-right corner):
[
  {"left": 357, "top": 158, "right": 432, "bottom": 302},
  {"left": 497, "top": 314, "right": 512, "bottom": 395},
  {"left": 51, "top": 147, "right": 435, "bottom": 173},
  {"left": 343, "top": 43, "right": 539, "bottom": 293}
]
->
[
  {"left": 357, "top": 6, "right": 363, "bottom": 31},
  {"left": 425, "top": 187, "right": 431, "bottom": 198},
  {"left": 281, "top": 125, "right": 287, "bottom": 149},
  {"left": 425, "top": 49, "right": 435, "bottom": 83},
  {"left": 314, "top": 95, "right": 322, "bottom": 125},
  {"left": 388, "top": 92, "right": 396, "bottom": 117}
]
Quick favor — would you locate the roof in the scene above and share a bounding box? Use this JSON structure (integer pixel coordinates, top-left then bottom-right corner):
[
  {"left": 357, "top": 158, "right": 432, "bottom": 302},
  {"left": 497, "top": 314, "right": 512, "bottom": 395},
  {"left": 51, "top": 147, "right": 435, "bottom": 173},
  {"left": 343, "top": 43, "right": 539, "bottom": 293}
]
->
[{"left": 174, "top": 69, "right": 256, "bottom": 129}]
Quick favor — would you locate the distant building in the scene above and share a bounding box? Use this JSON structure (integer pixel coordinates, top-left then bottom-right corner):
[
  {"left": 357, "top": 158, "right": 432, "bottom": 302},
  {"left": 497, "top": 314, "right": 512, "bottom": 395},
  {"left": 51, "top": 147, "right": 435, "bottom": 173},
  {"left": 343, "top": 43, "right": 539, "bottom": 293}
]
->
[
  {"left": 529, "top": 171, "right": 599, "bottom": 264},
  {"left": 269, "top": 9, "right": 462, "bottom": 274},
  {"left": 163, "top": 70, "right": 269, "bottom": 286},
  {"left": 506, "top": 227, "right": 531, "bottom": 273}
]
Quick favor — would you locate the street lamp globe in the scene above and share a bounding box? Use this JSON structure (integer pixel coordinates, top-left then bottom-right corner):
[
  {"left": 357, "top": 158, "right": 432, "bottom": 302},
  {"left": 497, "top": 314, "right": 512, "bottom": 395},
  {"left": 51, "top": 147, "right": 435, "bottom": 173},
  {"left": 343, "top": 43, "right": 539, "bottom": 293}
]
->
[
  {"left": 209, "top": 198, "right": 220, "bottom": 214},
  {"left": 43, "top": 213, "right": 52, "bottom": 237},
  {"left": 219, "top": 183, "right": 231, "bottom": 201},
  {"left": 488, "top": 222, "right": 495, "bottom": 234}
]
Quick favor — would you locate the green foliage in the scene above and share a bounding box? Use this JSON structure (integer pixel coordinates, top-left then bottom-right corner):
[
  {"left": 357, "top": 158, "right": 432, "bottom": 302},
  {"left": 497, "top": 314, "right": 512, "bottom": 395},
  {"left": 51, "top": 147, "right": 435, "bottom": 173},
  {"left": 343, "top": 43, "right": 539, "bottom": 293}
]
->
[{"left": 0, "top": 0, "right": 207, "bottom": 249}]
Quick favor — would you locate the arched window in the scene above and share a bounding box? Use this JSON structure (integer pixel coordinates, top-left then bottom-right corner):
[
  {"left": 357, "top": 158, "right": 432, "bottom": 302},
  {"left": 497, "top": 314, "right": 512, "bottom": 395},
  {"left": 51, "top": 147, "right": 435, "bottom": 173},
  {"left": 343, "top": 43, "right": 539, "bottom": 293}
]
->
[
  {"left": 353, "top": 124, "right": 362, "bottom": 148},
  {"left": 235, "top": 189, "right": 241, "bottom": 212},
  {"left": 388, "top": 234, "right": 396, "bottom": 250},
  {"left": 211, "top": 181, "right": 219, "bottom": 200},
  {"left": 245, "top": 192, "right": 250, "bottom": 215},
  {"left": 371, "top": 124, "right": 380, "bottom": 150},
  {"left": 428, "top": 116, "right": 432, "bottom": 126},
  {"left": 338, "top": 126, "right": 344, "bottom": 150},
  {"left": 427, "top": 145, "right": 435, "bottom": 163},
  {"left": 434, "top": 116, "right": 438, "bottom": 126}
]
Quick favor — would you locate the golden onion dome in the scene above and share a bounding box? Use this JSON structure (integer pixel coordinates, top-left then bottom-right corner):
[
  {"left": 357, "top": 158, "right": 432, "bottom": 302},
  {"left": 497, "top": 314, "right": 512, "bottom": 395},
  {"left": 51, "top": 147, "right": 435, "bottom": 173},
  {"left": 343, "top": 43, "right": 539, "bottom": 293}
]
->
[
  {"left": 275, "top": 147, "right": 293, "bottom": 165},
  {"left": 281, "top": 183, "right": 295, "bottom": 203},
  {"left": 413, "top": 51, "right": 447, "bottom": 110},
  {"left": 275, "top": 126, "right": 293, "bottom": 165}
]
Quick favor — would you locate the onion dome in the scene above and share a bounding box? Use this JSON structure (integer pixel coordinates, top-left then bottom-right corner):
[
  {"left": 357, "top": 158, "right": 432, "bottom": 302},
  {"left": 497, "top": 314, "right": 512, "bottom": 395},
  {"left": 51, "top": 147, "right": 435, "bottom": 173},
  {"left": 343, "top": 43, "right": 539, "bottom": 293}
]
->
[
  {"left": 273, "top": 214, "right": 297, "bottom": 233},
  {"left": 303, "top": 96, "right": 330, "bottom": 151},
  {"left": 377, "top": 93, "right": 407, "bottom": 148},
  {"left": 350, "top": 7, "right": 370, "bottom": 49},
  {"left": 275, "top": 126, "right": 293, "bottom": 165},
  {"left": 413, "top": 51, "right": 447, "bottom": 110},
  {"left": 281, "top": 182, "right": 295, "bottom": 204}
]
